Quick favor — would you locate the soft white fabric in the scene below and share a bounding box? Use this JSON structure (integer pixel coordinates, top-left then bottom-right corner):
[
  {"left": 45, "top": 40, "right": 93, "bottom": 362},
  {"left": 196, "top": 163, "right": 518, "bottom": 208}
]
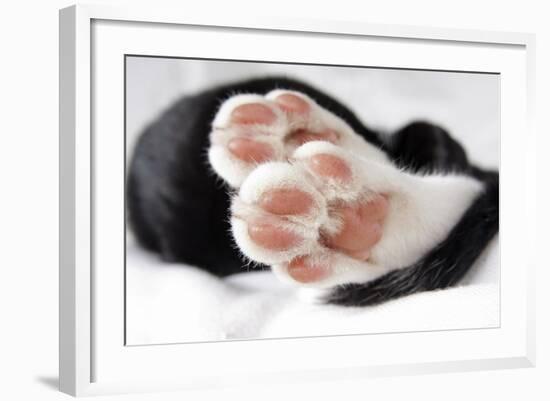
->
[
  {"left": 125, "top": 58, "right": 500, "bottom": 345},
  {"left": 126, "top": 237, "right": 499, "bottom": 344}
]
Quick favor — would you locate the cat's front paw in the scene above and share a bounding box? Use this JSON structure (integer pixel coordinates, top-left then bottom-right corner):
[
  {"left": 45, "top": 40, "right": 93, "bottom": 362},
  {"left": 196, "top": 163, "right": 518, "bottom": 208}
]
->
[
  {"left": 208, "top": 90, "right": 386, "bottom": 188},
  {"left": 230, "top": 141, "right": 391, "bottom": 288}
]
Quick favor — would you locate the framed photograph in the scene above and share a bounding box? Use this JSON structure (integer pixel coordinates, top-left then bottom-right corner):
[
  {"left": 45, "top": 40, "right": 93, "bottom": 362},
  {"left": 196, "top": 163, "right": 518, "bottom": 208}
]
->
[{"left": 59, "top": 4, "right": 536, "bottom": 396}]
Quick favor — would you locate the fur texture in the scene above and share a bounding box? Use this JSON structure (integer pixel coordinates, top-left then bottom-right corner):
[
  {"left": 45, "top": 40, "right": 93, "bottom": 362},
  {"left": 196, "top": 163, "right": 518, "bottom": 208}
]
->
[{"left": 127, "top": 76, "right": 499, "bottom": 306}]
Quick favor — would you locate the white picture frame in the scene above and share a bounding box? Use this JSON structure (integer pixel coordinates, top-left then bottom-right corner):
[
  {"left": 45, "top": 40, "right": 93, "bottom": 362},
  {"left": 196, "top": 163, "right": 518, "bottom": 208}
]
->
[{"left": 59, "top": 4, "right": 536, "bottom": 397}]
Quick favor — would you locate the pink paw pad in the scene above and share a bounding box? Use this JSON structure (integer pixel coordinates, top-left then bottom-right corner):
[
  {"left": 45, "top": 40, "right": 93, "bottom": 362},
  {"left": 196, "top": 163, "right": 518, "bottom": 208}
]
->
[
  {"left": 323, "top": 194, "right": 388, "bottom": 261},
  {"left": 287, "top": 255, "right": 331, "bottom": 283},
  {"left": 275, "top": 93, "right": 310, "bottom": 114},
  {"left": 228, "top": 138, "right": 274, "bottom": 163},
  {"left": 225, "top": 103, "right": 278, "bottom": 163},
  {"left": 308, "top": 153, "right": 352, "bottom": 182},
  {"left": 258, "top": 187, "right": 314, "bottom": 216},
  {"left": 246, "top": 187, "right": 313, "bottom": 251},
  {"left": 247, "top": 220, "right": 302, "bottom": 251},
  {"left": 230, "top": 103, "right": 276, "bottom": 125}
]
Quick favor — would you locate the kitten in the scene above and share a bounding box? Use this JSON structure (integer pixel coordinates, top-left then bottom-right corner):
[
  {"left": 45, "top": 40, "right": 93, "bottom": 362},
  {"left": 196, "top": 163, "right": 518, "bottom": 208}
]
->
[{"left": 127, "top": 77, "right": 498, "bottom": 306}]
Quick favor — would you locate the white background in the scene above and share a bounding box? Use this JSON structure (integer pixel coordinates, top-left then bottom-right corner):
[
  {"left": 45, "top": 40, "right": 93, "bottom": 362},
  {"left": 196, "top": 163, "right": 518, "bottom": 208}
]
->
[{"left": 0, "top": 0, "right": 547, "bottom": 400}]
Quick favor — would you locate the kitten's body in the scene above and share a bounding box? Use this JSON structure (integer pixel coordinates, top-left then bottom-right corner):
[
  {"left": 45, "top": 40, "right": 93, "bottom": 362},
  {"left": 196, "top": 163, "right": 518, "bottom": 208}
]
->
[{"left": 127, "top": 77, "right": 498, "bottom": 306}]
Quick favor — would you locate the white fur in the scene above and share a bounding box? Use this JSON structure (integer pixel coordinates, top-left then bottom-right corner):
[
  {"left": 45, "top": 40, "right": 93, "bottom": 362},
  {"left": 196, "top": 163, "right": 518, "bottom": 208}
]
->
[
  {"left": 369, "top": 172, "right": 482, "bottom": 269},
  {"left": 209, "top": 90, "right": 483, "bottom": 289}
]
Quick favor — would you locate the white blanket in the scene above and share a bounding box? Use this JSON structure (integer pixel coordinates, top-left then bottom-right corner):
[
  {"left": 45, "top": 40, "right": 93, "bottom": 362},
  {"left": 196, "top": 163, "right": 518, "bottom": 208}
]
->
[
  {"left": 126, "top": 237, "right": 499, "bottom": 344},
  {"left": 125, "top": 58, "right": 500, "bottom": 345}
]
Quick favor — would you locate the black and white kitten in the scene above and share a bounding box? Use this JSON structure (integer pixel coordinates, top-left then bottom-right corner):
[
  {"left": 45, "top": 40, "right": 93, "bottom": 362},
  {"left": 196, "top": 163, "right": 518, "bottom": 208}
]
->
[{"left": 127, "top": 77, "right": 499, "bottom": 306}]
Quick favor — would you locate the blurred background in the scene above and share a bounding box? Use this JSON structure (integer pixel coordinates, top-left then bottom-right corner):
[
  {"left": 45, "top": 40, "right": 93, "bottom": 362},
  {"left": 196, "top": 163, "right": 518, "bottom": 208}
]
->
[{"left": 126, "top": 56, "right": 499, "bottom": 170}]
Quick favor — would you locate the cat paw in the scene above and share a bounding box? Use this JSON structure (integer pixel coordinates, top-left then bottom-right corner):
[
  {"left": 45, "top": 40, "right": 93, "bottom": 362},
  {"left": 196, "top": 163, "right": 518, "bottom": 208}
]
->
[
  {"left": 208, "top": 90, "right": 386, "bottom": 188},
  {"left": 230, "top": 141, "right": 392, "bottom": 288}
]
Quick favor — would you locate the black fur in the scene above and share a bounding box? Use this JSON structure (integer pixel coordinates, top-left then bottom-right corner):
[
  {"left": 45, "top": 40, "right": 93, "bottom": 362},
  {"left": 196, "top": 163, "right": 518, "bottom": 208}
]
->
[{"left": 127, "top": 76, "right": 499, "bottom": 305}]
